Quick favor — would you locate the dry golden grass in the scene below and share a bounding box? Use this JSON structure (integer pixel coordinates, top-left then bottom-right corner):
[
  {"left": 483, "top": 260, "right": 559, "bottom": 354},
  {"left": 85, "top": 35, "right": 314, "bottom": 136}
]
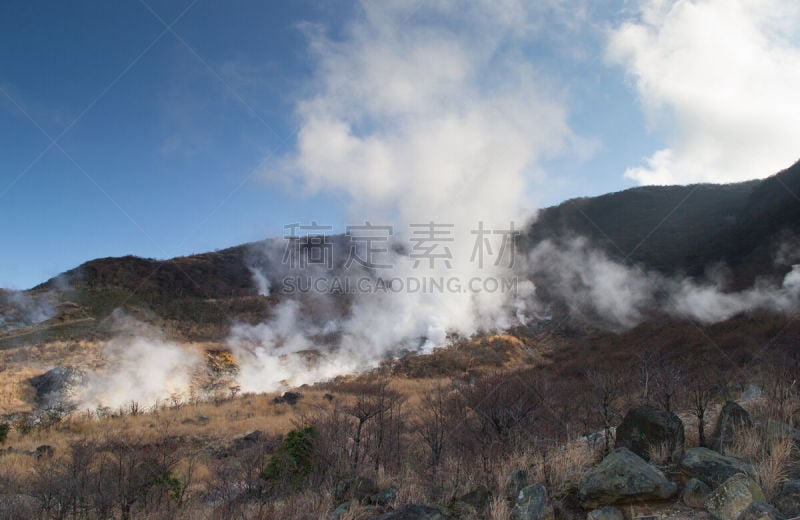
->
[
  {"left": 728, "top": 426, "right": 795, "bottom": 500},
  {"left": 648, "top": 441, "right": 673, "bottom": 466},
  {"left": 392, "top": 470, "right": 429, "bottom": 507},
  {"left": 0, "top": 451, "right": 37, "bottom": 481},
  {"left": 0, "top": 369, "right": 457, "bottom": 476},
  {"left": 0, "top": 367, "right": 40, "bottom": 413},
  {"left": 535, "top": 440, "right": 599, "bottom": 495},
  {"left": 0, "top": 389, "right": 326, "bottom": 458},
  {"left": 0, "top": 340, "right": 106, "bottom": 415},
  {"left": 385, "top": 333, "right": 546, "bottom": 379},
  {"left": 385, "top": 376, "right": 451, "bottom": 410},
  {"left": 488, "top": 495, "right": 512, "bottom": 520}
]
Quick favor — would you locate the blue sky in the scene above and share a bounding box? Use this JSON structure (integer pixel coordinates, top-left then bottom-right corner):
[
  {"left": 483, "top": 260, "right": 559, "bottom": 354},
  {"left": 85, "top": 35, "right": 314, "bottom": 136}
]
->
[{"left": 2, "top": 0, "right": 799, "bottom": 289}]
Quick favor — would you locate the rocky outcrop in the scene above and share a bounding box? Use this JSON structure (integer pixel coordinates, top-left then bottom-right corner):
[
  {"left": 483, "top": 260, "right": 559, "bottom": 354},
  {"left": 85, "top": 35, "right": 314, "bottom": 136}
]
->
[
  {"left": 578, "top": 448, "right": 677, "bottom": 508},
  {"left": 273, "top": 391, "right": 303, "bottom": 405},
  {"left": 29, "top": 366, "right": 85, "bottom": 408},
  {"left": 741, "top": 384, "right": 762, "bottom": 402},
  {"left": 504, "top": 470, "right": 529, "bottom": 501},
  {"left": 34, "top": 445, "right": 54, "bottom": 459},
  {"left": 333, "top": 476, "right": 379, "bottom": 503},
  {"left": 329, "top": 501, "right": 355, "bottom": 520},
  {"left": 587, "top": 506, "right": 624, "bottom": 520},
  {"left": 705, "top": 474, "right": 765, "bottom": 520},
  {"left": 683, "top": 478, "right": 712, "bottom": 509},
  {"left": 711, "top": 401, "right": 753, "bottom": 452},
  {"left": 450, "top": 485, "right": 491, "bottom": 517},
  {"left": 232, "top": 430, "right": 265, "bottom": 450},
  {"left": 680, "top": 447, "right": 754, "bottom": 488},
  {"left": 766, "top": 420, "right": 800, "bottom": 449},
  {"left": 615, "top": 405, "right": 685, "bottom": 462},
  {"left": 773, "top": 480, "right": 800, "bottom": 518},
  {"left": 375, "top": 505, "right": 448, "bottom": 519},
  {"left": 329, "top": 502, "right": 385, "bottom": 520},
  {"left": 738, "top": 502, "right": 784, "bottom": 520},
  {"left": 511, "top": 484, "right": 554, "bottom": 520},
  {"left": 371, "top": 485, "right": 399, "bottom": 507}
]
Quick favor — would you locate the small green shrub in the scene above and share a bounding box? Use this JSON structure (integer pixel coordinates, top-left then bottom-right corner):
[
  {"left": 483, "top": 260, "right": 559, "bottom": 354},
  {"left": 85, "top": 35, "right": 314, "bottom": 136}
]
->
[
  {"left": 262, "top": 426, "right": 316, "bottom": 486},
  {"left": 154, "top": 470, "right": 184, "bottom": 502},
  {"left": 12, "top": 414, "right": 34, "bottom": 437},
  {"left": 0, "top": 423, "right": 9, "bottom": 444}
]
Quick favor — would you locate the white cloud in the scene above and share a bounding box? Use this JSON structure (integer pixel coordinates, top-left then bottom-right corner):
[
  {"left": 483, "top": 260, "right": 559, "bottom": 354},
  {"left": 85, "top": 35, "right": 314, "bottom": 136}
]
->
[
  {"left": 274, "top": 0, "right": 579, "bottom": 225},
  {"left": 608, "top": 0, "right": 800, "bottom": 185}
]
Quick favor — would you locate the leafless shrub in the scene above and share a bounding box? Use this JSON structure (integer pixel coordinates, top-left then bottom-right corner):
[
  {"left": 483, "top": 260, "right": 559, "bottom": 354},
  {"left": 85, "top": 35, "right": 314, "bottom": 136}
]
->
[{"left": 585, "top": 368, "right": 624, "bottom": 454}]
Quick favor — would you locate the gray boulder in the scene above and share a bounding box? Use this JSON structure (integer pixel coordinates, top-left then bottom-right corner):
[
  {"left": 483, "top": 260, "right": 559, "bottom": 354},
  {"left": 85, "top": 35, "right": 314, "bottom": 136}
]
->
[
  {"left": 711, "top": 401, "right": 753, "bottom": 452},
  {"left": 29, "top": 366, "right": 85, "bottom": 408},
  {"left": 705, "top": 473, "right": 765, "bottom": 520},
  {"left": 741, "top": 384, "right": 762, "bottom": 401},
  {"left": 680, "top": 447, "right": 754, "bottom": 488},
  {"left": 738, "top": 502, "right": 784, "bottom": 520},
  {"left": 273, "top": 391, "right": 303, "bottom": 405},
  {"left": 773, "top": 480, "right": 800, "bottom": 517},
  {"left": 456, "top": 485, "right": 491, "bottom": 514},
  {"left": 233, "top": 430, "right": 265, "bottom": 450},
  {"left": 375, "top": 505, "right": 447, "bottom": 519},
  {"left": 329, "top": 502, "right": 385, "bottom": 520},
  {"left": 683, "top": 478, "right": 712, "bottom": 509},
  {"left": 371, "top": 485, "right": 399, "bottom": 506},
  {"left": 328, "top": 501, "right": 354, "bottom": 520},
  {"left": 333, "top": 476, "right": 379, "bottom": 502},
  {"left": 34, "top": 445, "right": 54, "bottom": 459},
  {"left": 512, "top": 484, "right": 554, "bottom": 520},
  {"left": 504, "top": 469, "right": 529, "bottom": 500},
  {"left": 766, "top": 420, "right": 800, "bottom": 449},
  {"left": 587, "top": 506, "right": 624, "bottom": 520},
  {"left": 578, "top": 447, "right": 677, "bottom": 508},
  {"left": 615, "top": 405, "right": 685, "bottom": 462}
]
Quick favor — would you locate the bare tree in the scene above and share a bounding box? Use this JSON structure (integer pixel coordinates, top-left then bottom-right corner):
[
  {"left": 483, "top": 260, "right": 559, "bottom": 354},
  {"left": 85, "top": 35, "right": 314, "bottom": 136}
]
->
[
  {"left": 101, "top": 434, "right": 182, "bottom": 520},
  {"left": 457, "top": 371, "right": 541, "bottom": 473},
  {"left": 586, "top": 368, "right": 624, "bottom": 454},
  {"left": 763, "top": 352, "right": 799, "bottom": 423},
  {"left": 415, "top": 383, "right": 451, "bottom": 477},
  {"left": 369, "top": 377, "right": 405, "bottom": 473},
  {"left": 635, "top": 347, "right": 658, "bottom": 405},
  {"left": 653, "top": 362, "right": 682, "bottom": 413},
  {"left": 689, "top": 381, "right": 716, "bottom": 448},
  {"left": 340, "top": 381, "right": 389, "bottom": 476}
]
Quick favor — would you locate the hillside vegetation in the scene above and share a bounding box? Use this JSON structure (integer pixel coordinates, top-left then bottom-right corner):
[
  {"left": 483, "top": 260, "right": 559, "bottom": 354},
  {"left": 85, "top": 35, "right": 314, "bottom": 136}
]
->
[{"left": 2, "top": 162, "right": 800, "bottom": 518}]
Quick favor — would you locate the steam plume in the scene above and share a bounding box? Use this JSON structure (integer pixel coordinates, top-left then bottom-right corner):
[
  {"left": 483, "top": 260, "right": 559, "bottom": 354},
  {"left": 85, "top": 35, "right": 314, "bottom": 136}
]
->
[{"left": 233, "top": 1, "right": 577, "bottom": 392}]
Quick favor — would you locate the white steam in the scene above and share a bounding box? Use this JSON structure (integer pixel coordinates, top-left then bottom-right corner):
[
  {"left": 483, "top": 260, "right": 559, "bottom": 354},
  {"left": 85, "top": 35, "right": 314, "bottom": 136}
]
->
[
  {"left": 0, "top": 289, "right": 57, "bottom": 332},
  {"left": 527, "top": 237, "right": 800, "bottom": 329},
  {"left": 228, "top": 300, "right": 361, "bottom": 393},
  {"left": 670, "top": 270, "right": 800, "bottom": 323},
  {"left": 75, "top": 312, "right": 202, "bottom": 410},
  {"left": 249, "top": 266, "right": 271, "bottom": 296},
  {"left": 527, "top": 238, "right": 655, "bottom": 329},
  {"left": 234, "top": 1, "right": 575, "bottom": 393}
]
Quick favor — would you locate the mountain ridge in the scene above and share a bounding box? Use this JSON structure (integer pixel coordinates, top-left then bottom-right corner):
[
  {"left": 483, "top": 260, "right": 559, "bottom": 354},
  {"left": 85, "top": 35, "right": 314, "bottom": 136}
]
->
[{"left": 3, "top": 159, "right": 800, "bottom": 345}]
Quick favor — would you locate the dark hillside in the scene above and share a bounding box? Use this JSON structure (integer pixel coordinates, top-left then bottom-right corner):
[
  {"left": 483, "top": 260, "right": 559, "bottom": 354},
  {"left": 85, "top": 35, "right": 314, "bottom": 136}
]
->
[{"left": 526, "top": 159, "right": 800, "bottom": 286}]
